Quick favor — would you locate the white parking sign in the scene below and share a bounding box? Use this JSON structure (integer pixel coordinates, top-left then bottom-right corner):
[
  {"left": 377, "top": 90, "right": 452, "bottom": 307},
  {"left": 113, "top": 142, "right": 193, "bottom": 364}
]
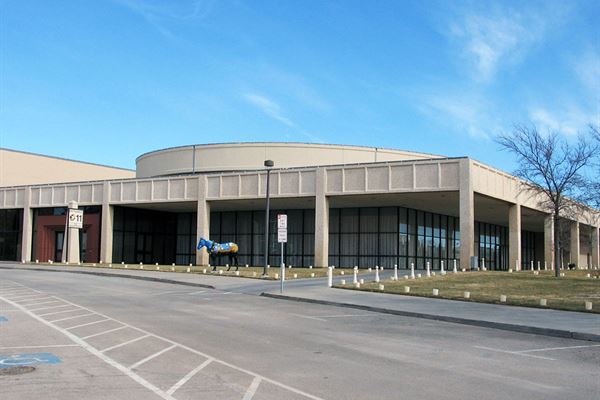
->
[{"left": 68, "top": 209, "right": 84, "bottom": 229}]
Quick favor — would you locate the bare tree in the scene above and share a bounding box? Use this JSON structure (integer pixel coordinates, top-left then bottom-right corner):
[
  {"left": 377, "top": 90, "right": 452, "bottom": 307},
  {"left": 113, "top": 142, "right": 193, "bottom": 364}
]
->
[{"left": 497, "top": 125, "right": 598, "bottom": 277}]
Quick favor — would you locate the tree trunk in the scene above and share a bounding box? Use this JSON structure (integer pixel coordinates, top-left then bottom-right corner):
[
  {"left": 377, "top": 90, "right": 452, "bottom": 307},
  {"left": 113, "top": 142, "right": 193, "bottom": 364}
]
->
[{"left": 554, "top": 211, "right": 560, "bottom": 278}]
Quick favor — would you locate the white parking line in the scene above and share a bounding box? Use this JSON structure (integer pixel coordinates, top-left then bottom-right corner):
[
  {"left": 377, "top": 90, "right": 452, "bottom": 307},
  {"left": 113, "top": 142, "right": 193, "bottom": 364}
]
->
[
  {"left": 81, "top": 326, "right": 127, "bottom": 340},
  {"left": 23, "top": 299, "right": 60, "bottom": 307},
  {"left": 243, "top": 376, "right": 262, "bottom": 400},
  {"left": 49, "top": 312, "right": 97, "bottom": 323},
  {"left": 1, "top": 284, "right": 325, "bottom": 400},
  {"left": 38, "top": 308, "right": 83, "bottom": 317},
  {"left": 290, "top": 313, "right": 328, "bottom": 322},
  {"left": 101, "top": 334, "right": 151, "bottom": 353},
  {"left": 318, "top": 314, "right": 370, "bottom": 318},
  {"left": 0, "top": 344, "right": 80, "bottom": 350},
  {"left": 518, "top": 344, "right": 600, "bottom": 353},
  {"left": 166, "top": 358, "right": 214, "bottom": 396},
  {"left": 10, "top": 294, "right": 45, "bottom": 301},
  {"left": 29, "top": 304, "right": 72, "bottom": 312},
  {"left": 65, "top": 318, "right": 111, "bottom": 330},
  {"left": 186, "top": 290, "right": 206, "bottom": 295},
  {"left": 474, "top": 346, "right": 556, "bottom": 361},
  {"left": 129, "top": 344, "right": 177, "bottom": 370}
]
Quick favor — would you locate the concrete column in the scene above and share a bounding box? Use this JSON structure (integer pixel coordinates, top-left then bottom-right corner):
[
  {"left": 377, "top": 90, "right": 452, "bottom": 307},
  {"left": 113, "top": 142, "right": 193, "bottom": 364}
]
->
[
  {"left": 20, "top": 188, "right": 33, "bottom": 262},
  {"left": 508, "top": 204, "right": 521, "bottom": 271},
  {"left": 314, "top": 167, "right": 329, "bottom": 268},
  {"left": 66, "top": 201, "right": 80, "bottom": 264},
  {"left": 196, "top": 175, "right": 210, "bottom": 266},
  {"left": 592, "top": 226, "right": 599, "bottom": 269},
  {"left": 544, "top": 215, "right": 554, "bottom": 270},
  {"left": 100, "top": 181, "right": 113, "bottom": 263},
  {"left": 570, "top": 221, "right": 580, "bottom": 267},
  {"left": 459, "top": 158, "right": 474, "bottom": 271}
]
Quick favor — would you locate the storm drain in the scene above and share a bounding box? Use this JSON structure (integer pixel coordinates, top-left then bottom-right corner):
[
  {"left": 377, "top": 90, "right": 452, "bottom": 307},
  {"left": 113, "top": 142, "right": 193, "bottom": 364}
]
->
[{"left": 0, "top": 366, "right": 36, "bottom": 376}]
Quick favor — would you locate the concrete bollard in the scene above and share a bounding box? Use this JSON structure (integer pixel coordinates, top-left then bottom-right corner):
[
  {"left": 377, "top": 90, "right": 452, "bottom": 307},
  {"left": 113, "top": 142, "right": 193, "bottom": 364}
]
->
[
  {"left": 309, "top": 265, "right": 312, "bottom": 269},
  {"left": 155, "top": 263, "right": 158, "bottom": 266},
  {"left": 78, "top": 262, "right": 81, "bottom": 266},
  {"left": 417, "top": 273, "right": 422, "bottom": 278},
  {"left": 432, "top": 271, "right": 436, "bottom": 277},
  {"left": 515, "top": 259, "right": 519, "bottom": 271},
  {"left": 310, "top": 272, "right": 315, "bottom": 278},
  {"left": 341, "top": 279, "right": 346, "bottom": 285},
  {"left": 355, "top": 282, "right": 361, "bottom": 288},
  {"left": 410, "top": 262, "right": 415, "bottom": 279},
  {"left": 235, "top": 271, "right": 240, "bottom": 276},
  {"left": 275, "top": 273, "right": 279, "bottom": 279},
  {"left": 156, "top": 266, "right": 160, "bottom": 270},
  {"left": 379, "top": 284, "right": 385, "bottom": 291},
  {"left": 368, "top": 267, "right": 372, "bottom": 272},
  {"left": 461, "top": 268, "right": 466, "bottom": 272},
  {"left": 375, "top": 266, "right": 380, "bottom": 283},
  {"left": 245, "top": 264, "right": 249, "bottom": 268},
  {"left": 100, "top": 260, "right": 103, "bottom": 264},
  {"left": 394, "top": 264, "right": 399, "bottom": 281},
  {"left": 124, "top": 265, "right": 128, "bottom": 269},
  {"left": 426, "top": 262, "right": 431, "bottom": 277},
  {"left": 540, "top": 298, "right": 547, "bottom": 306},
  {"left": 92, "top": 263, "right": 96, "bottom": 266},
  {"left": 218, "top": 270, "right": 223, "bottom": 275},
  {"left": 587, "top": 273, "right": 591, "bottom": 278},
  {"left": 481, "top": 258, "right": 486, "bottom": 271},
  {"left": 432, "top": 289, "right": 439, "bottom": 296},
  {"left": 359, "top": 278, "right": 364, "bottom": 284},
  {"left": 203, "top": 268, "right": 207, "bottom": 274},
  {"left": 293, "top": 273, "right": 298, "bottom": 279},
  {"left": 327, "top": 267, "right": 333, "bottom": 288},
  {"left": 585, "top": 301, "right": 593, "bottom": 311},
  {"left": 289, "top": 265, "right": 293, "bottom": 269},
  {"left": 267, "top": 264, "right": 270, "bottom": 269},
  {"left": 353, "top": 267, "right": 358, "bottom": 284},
  {"left": 534, "top": 271, "right": 539, "bottom": 275},
  {"left": 226, "top": 264, "right": 229, "bottom": 268},
  {"left": 463, "top": 291, "right": 470, "bottom": 299},
  {"left": 537, "top": 261, "right": 541, "bottom": 271},
  {"left": 500, "top": 295, "right": 507, "bottom": 303},
  {"left": 187, "top": 267, "right": 191, "bottom": 273},
  {"left": 404, "top": 275, "right": 409, "bottom": 280},
  {"left": 531, "top": 261, "right": 534, "bottom": 271},
  {"left": 171, "top": 267, "right": 175, "bottom": 272},
  {"left": 140, "top": 265, "right": 144, "bottom": 270},
  {"left": 440, "top": 261, "right": 445, "bottom": 275},
  {"left": 508, "top": 269, "right": 513, "bottom": 273},
  {"left": 36, "top": 259, "right": 39, "bottom": 263},
  {"left": 171, "top": 263, "right": 175, "bottom": 267},
  {"left": 453, "top": 259, "right": 457, "bottom": 273},
  {"left": 21, "top": 260, "right": 25, "bottom": 264},
  {"left": 341, "top": 271, "right": 345, "bottom": 275},
  {"left": 544, "top": 261, "right": 547, "bottom": 271},
  {"left": 404, "top": 286, "right": 410, "bottom": 293}
]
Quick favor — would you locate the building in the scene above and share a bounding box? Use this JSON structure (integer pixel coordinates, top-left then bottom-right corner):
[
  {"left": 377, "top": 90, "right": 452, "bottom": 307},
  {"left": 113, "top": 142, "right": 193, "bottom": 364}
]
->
[{"left": 0, "top": 143, "right": 598, "bottom": 271}]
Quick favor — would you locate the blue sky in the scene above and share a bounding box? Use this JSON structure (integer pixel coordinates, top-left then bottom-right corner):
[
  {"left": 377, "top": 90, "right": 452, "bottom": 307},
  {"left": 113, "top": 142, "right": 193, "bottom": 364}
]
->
[{"left": 1, "top": 0, "right": 598, "bottom": 171}]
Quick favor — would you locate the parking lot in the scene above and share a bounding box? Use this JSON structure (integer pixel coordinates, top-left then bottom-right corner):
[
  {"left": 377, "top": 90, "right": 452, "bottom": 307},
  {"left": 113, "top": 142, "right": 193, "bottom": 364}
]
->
[{"left": 1, "top": 268, "right": 599, "bottom": 399}]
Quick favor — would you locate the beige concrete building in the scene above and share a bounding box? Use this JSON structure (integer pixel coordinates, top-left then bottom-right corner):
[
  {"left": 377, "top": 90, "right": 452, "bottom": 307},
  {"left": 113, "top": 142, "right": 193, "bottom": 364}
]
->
[{"left": 0, "top": 142, "right": 598, "bottom": 272}]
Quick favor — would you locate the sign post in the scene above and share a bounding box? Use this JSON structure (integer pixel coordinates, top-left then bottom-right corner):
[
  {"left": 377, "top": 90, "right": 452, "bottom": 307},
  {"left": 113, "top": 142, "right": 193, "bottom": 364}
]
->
[{"left": 277, "top": 214, "right": 287, "bottom": 293}]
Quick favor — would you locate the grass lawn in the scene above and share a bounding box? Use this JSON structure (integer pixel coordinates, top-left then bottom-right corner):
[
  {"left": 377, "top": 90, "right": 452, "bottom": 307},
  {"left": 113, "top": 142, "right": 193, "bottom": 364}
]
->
[
  {"left": 28, "top": 261, "right": 361, "bottom": 280},
  {"left": 335, "top": 270, "right": 600, "bottom": 314}
]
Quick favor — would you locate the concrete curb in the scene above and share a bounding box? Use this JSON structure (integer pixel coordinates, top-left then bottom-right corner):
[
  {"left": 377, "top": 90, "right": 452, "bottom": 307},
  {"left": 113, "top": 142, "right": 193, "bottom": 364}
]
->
[
  {"left": 261, "top": 292, "right": 600, "bottom": 343},
  {"left": 0, "top": 266, "right": 216, "bottom": 290}
]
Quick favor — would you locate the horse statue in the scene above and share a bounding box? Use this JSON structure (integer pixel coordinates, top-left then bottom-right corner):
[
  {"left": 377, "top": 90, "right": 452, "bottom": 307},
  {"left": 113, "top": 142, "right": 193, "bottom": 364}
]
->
[{"left": 197, "top": 237, "right": 239, "bottom": 271}]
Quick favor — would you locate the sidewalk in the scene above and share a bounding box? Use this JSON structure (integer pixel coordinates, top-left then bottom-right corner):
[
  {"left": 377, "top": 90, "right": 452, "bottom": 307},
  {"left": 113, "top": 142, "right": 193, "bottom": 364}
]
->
[{"left": 2, "top": 262, "right": 599, "bottom": 342}]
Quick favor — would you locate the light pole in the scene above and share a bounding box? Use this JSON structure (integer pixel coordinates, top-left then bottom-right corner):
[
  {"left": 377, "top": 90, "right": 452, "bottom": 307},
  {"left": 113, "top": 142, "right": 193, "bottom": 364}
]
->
[{"left": 263, "top": 160, "right": 274, "bottom": 276}]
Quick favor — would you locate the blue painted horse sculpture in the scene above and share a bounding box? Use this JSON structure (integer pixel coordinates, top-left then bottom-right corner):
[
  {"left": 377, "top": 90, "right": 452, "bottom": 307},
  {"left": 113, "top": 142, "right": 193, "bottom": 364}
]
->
[{"left": 197, "top": 238, "right": 239, "bottom": 271}]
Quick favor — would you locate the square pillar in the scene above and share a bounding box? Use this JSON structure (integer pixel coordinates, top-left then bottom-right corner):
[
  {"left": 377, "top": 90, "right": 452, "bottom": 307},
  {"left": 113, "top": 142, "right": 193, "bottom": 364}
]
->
[
  {"left": 508, "top": 204, "right": 521, "bottom": 271},
  {"left": 570, "top": 221, "right": 580, "bottom": 268},
  {"left": 196, "top": 176, "right": 210, "bottom": 266},
  {"left": 314, "top": 167, "right": 329, "bottom": 268},
  {"left": 66, "top": 201, "right": 80, "bottom": 264},
  {"left": 459, "top": 158, "right": 474, "bottom": 271},
  {"left": 592, "top": 226, "right": 599, "bottom": 269},
  {"left": 544, "top": 215, "right": 554, "bottom": 270},
  {"left": 100, "top": 181, "right": 113, "bottom": 263},
  {"left": 20, "top": 188, "right": 33, "bottom": 262}
]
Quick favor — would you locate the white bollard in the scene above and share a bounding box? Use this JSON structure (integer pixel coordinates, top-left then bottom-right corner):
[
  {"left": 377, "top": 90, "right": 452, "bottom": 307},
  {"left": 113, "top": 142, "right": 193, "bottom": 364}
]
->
[
  {"left": 275, "top": 273, "right": 279, "bottom": 279},
  {"left": 432, "top": 271, "right": 436, "bottom": 277},
  {"left": 587, "top": 273, "right": 591, "bottom": 278},
  {"left": 481, "top": 258, "right": 486, "bottom": 271},
  {"left": 156, "top": 266, "right": 160, "bottom": 270},
  {"left": 540, "top": 298, "right": 547, "bottom": 306},
  {"left": 440, "top": 261, "right": 445, "bottom": 275},
  {"left": 341, "top": 271, "right": 345, "bottom": 275},
  {"left": 368, "top": 267, "right": 372, "bottom": 272},
  {"left": 417, "top": 273, "right": 422, "bottom": 278},
  {"left": 171, "top": 267, "right": 175, "bottom": 272},
  {"left": 289, "top": 265, "right": 293, "bottom": 269},
  {"left": 203, "top": 269, "right": 207, "bottom": 274},
  {"left": 537, "top": 261, "right": 541, "bottom": 271},
  {"left": 378, "top": 284, "right": 385, "bottom": 291},
  {"left": 453, "top": 259, "right": 457, "bottom": 273},
  {"left": 140, "top": 265, "right": 144, "bottom": 270},
  {"left": 226, "top": 264, "right": 229, "bottom": 268},
  {"left": 92, "top": 263, "right": 96, "bottom": 266},
  {"left": 309, "top": 265, "right": 312, "bottom": 269},
  {"left": 124, "top": 265, "right": 128, "bottom": 269},
  {"left": 245, "top": 264, "right": 249, "bottom": 268},
  {"left": 394, "top": 264, "right": 398, "bottom": 281},
  {"left": 353, "top": 267, "right": 358, "bottom": 284},
  {"left": 531, "top": 261, "right": 534, "bottom": 271},
  {"left": 218, "top": 270, "right": 223, "bottom": 275},
  {"left": 410, "top": 262, "right": 415, "bottom": 279},
  {"left": 310, "top": 272, "right": 315, "bottom": 278},
  {"left": 187, "top": 267, "right": 191, "bottom": 273},
  {"left": 341, "top": 279, "right": 346, "bottom": 285},
  {"left": 36, "top": 259, "right": 39, "bottom": 263},
  {"left": 404, "top": 286, "right": 410, "bottom": 293},
  {"left": 585, "top": 301, "right": 593, "bottom": 311},
  {"left": 327, "top": 267, "right": 333, "bottom": 288},
  {"left": 426, "top": 262, "right": 431, "bottom": 277},
  {"left": 375, "top": 266, "right": 380, "bottom": 283},
  {"left": 432, "top": 288, "right": 439, "bottom": 296},
  {"left": 404, "top": 275, "right": 409, "bottom": 280},
  {"left": 359, "top": 278, "right": 364, "bottom": 284},
  {"left": 508, "top": 268, "right": 513, "bottom": 273},
  {"left": 155, "top": 263, "right": 158, "bottom": 266},
  {"left": 464, "top": 291, "right": 470, "bottom": 299},
  {"left": 355, "top": 282, "right": 361, "bottom": 288},
  {"left": 544, "top": 261, "right": 547, "bottom": 271},
  {"left": 500, "top": 295, "right": 507, "bottom": 303},
  {"left": 515, "top": 259, "right": 519, "bottom": 271},
  {"left": 235, "top": 271, "right": 240, "bottom": 276},
  {"left": 293, "top": 273, "right": 298, "bottom": 279}
]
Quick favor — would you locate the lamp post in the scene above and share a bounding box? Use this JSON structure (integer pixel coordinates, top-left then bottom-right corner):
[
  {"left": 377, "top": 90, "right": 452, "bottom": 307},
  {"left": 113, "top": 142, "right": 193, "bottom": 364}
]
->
[{"left": 263, "top": 160, "right": 274, "bottom": 277}]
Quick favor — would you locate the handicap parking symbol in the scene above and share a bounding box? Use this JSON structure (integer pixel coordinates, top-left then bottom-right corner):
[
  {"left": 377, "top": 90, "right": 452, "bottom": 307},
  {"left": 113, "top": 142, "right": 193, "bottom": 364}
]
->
[{"left": 0, "top": 352, "right": 62, "bottom": 369}]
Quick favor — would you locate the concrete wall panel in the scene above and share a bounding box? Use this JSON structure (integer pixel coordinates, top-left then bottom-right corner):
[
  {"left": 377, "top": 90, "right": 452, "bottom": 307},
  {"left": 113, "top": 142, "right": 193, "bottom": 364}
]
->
[
  {"left": 137, "top": 181, "right": 152, "bottom": 201},
  {"left": 415, "top": 164, "right": 438, "bottom": 188},
  {"left": 367, "top": 167, "right": 388, "bottom": 191},
  {"left": 326, "top": 169, "right": 343, "bottom": 192},
  {"left": 241, "top": 175, "right": 259, "bottom": 196},
  {"left": 168, "top": 179, "right": 186, "bottom": 199},
  {"left": 344, "top": 168, "right": 365, "bottom": 192},
  {"left": 207, "top": 177, "right": 220, "bottom": 198},
  {"left": 301, "top": 171, "right": 316, "bottom": 194},
  {"left": 153, "top": 180, "right": 168, "bottom": 200},
  {"left": 440, "top": 163, "right": 459, "bottom": 188},
  {"left": 122, "top": 182, "right": 136, "bottom": 202},
  {"left": 280, "top": 172, "right": 300, "bottom": 194},
  {"left": 221, "top": 176, "right": 239, "bottom": 197},
  {"left": 390, "top": 165, "right": 413, "bottom": 189}
]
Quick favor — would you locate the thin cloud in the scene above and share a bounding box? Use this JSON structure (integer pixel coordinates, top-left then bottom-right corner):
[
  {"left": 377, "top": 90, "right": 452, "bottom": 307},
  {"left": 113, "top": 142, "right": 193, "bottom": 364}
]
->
[
  {"left": 242, "top": 92, "right": 323, "bottom": 142},
  {"left": 574, "top": 49, "right": 600, "bottom": 92},
  {"left": 530, "top": 106, "right": 598, "bottom": 136}
]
